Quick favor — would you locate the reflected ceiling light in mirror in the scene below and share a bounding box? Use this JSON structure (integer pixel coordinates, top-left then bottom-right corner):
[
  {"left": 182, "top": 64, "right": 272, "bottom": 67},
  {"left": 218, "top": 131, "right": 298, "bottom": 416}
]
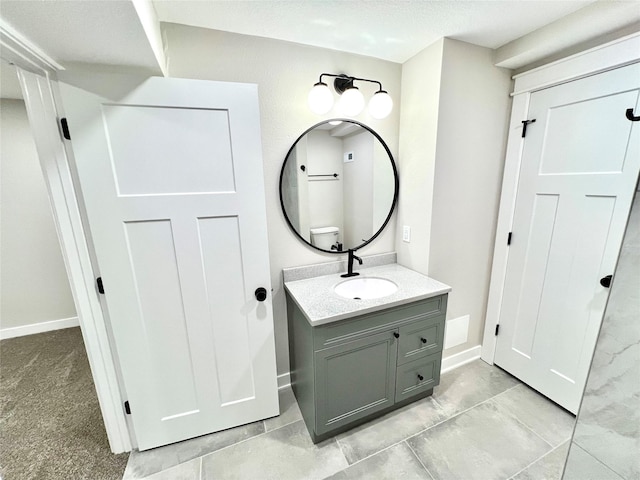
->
[{"left": 308, "top": 73, "right": 393, "bottom": 119}]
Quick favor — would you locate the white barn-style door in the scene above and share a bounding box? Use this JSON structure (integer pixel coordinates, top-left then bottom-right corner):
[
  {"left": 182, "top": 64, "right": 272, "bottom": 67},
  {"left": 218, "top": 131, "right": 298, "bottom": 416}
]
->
[
  {"left": 58, "top": 77, "right": 278, "bottom": 450},
  {"left": 494, "top": 63, "right": 640, "bottom": 413}
]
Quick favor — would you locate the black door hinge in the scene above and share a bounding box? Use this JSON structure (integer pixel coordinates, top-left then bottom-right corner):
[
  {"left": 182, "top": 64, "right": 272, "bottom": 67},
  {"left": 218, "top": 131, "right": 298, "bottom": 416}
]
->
[
  {"left": 521, "top": 119, "right": 536, "bottom": 138},
  {"left": 495, "top": 324, "right": 500, "bottom": 336},
  {"left": 60, "top": 118, "right": 71, "bottom": 140},
  {"left": 124, "top": 401, "right": 131, "bottom": 414},
  {"left": 96, "top": 277, "right": 105, "bottom": 294},
  {"left": 507, "top": 232, "right": 512, "bottom": 245}
]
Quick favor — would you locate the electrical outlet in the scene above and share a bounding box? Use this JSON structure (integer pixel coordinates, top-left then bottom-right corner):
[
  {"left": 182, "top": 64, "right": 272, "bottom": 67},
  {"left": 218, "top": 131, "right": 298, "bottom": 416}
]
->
[{"left": 402, "top": 226, "right": 411, "bottom": 242}]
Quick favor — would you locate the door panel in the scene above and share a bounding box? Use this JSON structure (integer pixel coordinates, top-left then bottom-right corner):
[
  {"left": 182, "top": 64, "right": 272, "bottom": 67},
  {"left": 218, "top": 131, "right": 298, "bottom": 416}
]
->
[
  {"left": 495, "top": 63, "right": 640, "bottom": 413},
  {"left": 540, "top": 90, "right": 638, "bottom": 174},
  {"left": 124, "top": 219, "right": 200, "bottom": 419},
  {"left": 59, "top": 77, "right": 278, "bottom": 450},
  {"left": 510, "top": 193, "right": 559, "bottom": 358},
  {"left": 102, "top": 105, "right": 236, "bottom": 195},
  {"left": 198, "top": 216, "right": 256, "bottom": 405}
]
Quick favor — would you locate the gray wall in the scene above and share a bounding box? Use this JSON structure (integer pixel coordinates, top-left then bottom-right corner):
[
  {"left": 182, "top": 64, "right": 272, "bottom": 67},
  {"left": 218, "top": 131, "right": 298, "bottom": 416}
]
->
[
  {"left": 396, "top": 39, "right": 444, "bottom": 275},
  {"left": 0, "top": 99, "right": 76, "bottom": 331},
  {"left": 397, "top": 38, "right": 512, "bottom": 355},
  {"left": 163, "top": 24, "right": 402, "bottom": 376},
  {"left": 428, "top": 39, "right": 512, "bottom": 355},
  {"left": 563, "top": 188, "right": 640, "bottom": 480}
]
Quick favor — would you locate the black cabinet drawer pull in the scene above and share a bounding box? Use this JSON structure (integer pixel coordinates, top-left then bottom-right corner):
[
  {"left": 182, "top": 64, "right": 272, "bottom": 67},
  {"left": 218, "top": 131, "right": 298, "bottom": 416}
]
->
[
  {"left": 417, "top": 374, "right": 424, "bottom": 381},
  {"left": 393, "top": 332, "right": 400, "bottom": 339},
  {"left": 420, "top": 337, "right": 427, "bottom": 344}
]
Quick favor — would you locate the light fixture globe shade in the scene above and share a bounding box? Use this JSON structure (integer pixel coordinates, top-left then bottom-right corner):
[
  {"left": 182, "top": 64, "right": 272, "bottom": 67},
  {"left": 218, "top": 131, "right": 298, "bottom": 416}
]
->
[
  {"left": 339, "top": 87, "right": 365, "bottom": 116},
  {"left": 368, "top": 91, "right": 393, "bottom": 119},
  {"left": 308, "top": 82, "right": 334, "bottom": 115}
]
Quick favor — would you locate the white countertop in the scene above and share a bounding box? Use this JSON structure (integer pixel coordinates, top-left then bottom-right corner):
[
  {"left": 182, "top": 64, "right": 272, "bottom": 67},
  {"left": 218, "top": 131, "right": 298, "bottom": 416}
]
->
[{"left": 284, "top": 263, "right": 451, "bottom": 326}]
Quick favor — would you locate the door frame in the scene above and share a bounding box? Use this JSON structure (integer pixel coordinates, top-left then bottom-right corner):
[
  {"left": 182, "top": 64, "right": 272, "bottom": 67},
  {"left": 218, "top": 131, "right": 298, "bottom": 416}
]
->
[
  {"left": 2, "top": 27, "right": 132, "bottom": 453},
  {"left": 481, "top": 32, "right": 640, "bottom": 365}
]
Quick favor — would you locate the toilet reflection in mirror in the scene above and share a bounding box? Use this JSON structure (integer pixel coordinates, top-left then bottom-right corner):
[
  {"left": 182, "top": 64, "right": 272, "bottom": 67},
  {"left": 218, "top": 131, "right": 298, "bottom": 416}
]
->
[{"left": 280, "top": 119, "right": 398, "bottom": 253}]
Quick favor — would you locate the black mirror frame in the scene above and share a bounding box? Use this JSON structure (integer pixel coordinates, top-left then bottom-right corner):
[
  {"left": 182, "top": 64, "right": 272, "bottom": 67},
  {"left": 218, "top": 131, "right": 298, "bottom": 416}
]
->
[{"left": 279, "top": 118, "right": 399, "bottom": 254}]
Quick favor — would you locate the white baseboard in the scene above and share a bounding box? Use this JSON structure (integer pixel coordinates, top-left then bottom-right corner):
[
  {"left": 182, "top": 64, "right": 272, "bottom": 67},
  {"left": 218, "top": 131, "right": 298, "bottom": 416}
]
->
[
  {"left": 277, "top": 372, "right": 291, "bottom": 390},
  {"left": 441, "top": 345, "right": 482, "bottom": 374},
  {"left": 0, "top": 316, "right": 80, "bottom": 340}
]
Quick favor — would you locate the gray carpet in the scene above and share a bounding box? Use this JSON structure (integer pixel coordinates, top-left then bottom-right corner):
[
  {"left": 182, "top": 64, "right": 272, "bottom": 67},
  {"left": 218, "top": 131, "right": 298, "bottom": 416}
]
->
[{"left": 0, "top": 327, "right": 129, "bottom": 480}]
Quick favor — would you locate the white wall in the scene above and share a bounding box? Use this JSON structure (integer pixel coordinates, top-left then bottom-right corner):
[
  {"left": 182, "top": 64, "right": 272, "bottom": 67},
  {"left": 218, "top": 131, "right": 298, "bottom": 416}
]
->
[
  {"left": 373, "top": 137, "right": 394, "bottom": 232},
  {"left": 306, "top": 130, "right": 344, "bottom": 240},
  {"left": 396, "top": 39, "right": 444, "bottom": 275},
  {"left": 163, "top": 24, "right": 402, "bottom": 376},
  {"left": 342, "top": 131, "right": 374, "bottom": 247},
  {"left": 428, "top": 39, "right": 512, "bottom": 356},
  {"left": 0, "top": 99, "right": 77, "bottom": 331}
]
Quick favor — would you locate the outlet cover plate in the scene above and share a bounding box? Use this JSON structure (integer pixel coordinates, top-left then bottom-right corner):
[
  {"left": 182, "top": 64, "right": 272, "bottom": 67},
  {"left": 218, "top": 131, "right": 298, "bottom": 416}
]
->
[{"left": 402, "top": 226, "right": 411, "bottom": 242}]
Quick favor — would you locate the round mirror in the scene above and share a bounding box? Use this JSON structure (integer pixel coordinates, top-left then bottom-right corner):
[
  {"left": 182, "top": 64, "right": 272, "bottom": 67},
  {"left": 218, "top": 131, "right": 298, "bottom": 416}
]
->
[{"left": 279, "top": 119, "right": 399, "bottom": 253}]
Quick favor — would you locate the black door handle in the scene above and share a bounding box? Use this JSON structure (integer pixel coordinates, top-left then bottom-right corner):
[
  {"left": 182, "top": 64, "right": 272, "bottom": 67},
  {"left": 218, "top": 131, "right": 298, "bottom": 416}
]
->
[
  {"left": 600, "top": 275, "right": 612, "bottom": 288},
  {"left": 255, "top": 287, "right": 267, "bottom": 301}
]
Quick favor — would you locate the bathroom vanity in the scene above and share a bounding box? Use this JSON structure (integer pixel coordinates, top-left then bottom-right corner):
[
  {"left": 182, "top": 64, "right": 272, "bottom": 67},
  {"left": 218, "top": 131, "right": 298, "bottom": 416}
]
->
[
  {"left": 279, "top": 121, "right": 449, "bottom": 441},
  {"left": 284, "top": 259, "right": 451, "bottom": 442}
]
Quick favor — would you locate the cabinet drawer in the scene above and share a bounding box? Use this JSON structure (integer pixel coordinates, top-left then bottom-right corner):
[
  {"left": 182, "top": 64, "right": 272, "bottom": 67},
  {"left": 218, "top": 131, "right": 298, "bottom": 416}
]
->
[
  {"left": 397, "top": 315, "right": 445, "bottom": 365},
  {"left": 314, "top": 295, "right": 446, "bottom": 350},
  {"left": 395, "top": 353, "right": 441, "bottom": 403}
]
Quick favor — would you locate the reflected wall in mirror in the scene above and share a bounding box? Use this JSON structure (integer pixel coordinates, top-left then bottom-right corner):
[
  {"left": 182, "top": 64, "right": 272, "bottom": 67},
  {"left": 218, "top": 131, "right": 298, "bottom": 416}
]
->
[{"left": 280, "top": 119, "right": 398, "bottom": 253}]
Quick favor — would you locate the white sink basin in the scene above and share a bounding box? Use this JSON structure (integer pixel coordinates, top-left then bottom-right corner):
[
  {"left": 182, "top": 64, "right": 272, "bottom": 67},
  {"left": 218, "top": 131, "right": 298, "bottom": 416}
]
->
[{"left": 334, "top": 277, "right": 398, "bottom": 300}]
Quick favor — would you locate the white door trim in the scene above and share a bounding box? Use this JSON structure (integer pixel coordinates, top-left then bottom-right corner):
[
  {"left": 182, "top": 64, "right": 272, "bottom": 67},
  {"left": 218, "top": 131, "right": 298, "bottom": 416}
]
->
[
  {"left": 3, "top": 31, "right": 130, "bottom": 453},
  {"left": 0, "top": 19, "right": 64, "bottom": 74},
  {"left": 481, "top": 32, "right": 640, "bottom": 365},
  {"left": 15, "top": 69, "right": 131, "bottom": 453},
  {"left": 2, "top": 26, "right": 130, "bottom": 453}
]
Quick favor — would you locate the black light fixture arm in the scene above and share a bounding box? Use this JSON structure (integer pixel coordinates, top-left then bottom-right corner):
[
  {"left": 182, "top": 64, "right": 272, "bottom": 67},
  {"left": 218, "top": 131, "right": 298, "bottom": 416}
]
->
[{"left": 317, "top": 73, "right": 384, "bottom": 94}]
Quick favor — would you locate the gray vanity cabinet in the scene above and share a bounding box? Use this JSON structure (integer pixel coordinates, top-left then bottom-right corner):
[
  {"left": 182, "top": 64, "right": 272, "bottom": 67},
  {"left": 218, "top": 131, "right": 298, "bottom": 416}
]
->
[{"left": 287, "top": 293, "right": 448, "bottom": 443}]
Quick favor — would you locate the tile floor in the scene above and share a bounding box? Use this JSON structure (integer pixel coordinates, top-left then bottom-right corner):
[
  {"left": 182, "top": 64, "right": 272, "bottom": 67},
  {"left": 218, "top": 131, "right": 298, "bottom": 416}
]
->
[{"left": 123, "top": 360, "right": 575, "bottom": 480}]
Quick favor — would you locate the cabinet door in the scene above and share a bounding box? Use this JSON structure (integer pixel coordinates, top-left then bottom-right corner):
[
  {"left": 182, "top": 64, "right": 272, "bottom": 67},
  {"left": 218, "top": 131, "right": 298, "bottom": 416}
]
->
[{"left": 315, "top": 330, "right": 398, "bottom": 435}]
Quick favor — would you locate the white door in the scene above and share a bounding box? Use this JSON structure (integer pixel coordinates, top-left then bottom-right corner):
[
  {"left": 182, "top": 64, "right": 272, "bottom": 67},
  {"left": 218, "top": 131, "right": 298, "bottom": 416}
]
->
[
  {"left": 495, "top": 63, "right": 640, "bottom": 413},
  {"left": 58, "top": 77, "right": 278, "bottom": 450}
]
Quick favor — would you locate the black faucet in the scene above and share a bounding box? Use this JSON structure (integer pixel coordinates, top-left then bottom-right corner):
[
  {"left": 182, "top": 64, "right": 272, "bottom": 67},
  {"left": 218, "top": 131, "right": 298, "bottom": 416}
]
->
[{"left": 341, "top": 249, "right": 363, "bottom": 278}]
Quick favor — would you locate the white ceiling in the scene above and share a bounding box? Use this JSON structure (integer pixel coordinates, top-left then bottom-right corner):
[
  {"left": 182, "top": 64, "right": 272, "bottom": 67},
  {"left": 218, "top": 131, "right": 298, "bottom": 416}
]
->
[
  {"left": 0, "top": 0, "right": 161, "bottom": 72},
  {"left": 153, "top": 0, "right": 596, "bottom": 63},
  {"left": 0, "top": 0, "right": 637, "bottom": 78}
]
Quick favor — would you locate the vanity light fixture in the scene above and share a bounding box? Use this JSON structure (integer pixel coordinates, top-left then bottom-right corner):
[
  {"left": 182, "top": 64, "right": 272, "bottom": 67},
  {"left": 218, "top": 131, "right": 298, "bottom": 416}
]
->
[{"left": 307, "top": 73, "right": 393, "bottom": 119}]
